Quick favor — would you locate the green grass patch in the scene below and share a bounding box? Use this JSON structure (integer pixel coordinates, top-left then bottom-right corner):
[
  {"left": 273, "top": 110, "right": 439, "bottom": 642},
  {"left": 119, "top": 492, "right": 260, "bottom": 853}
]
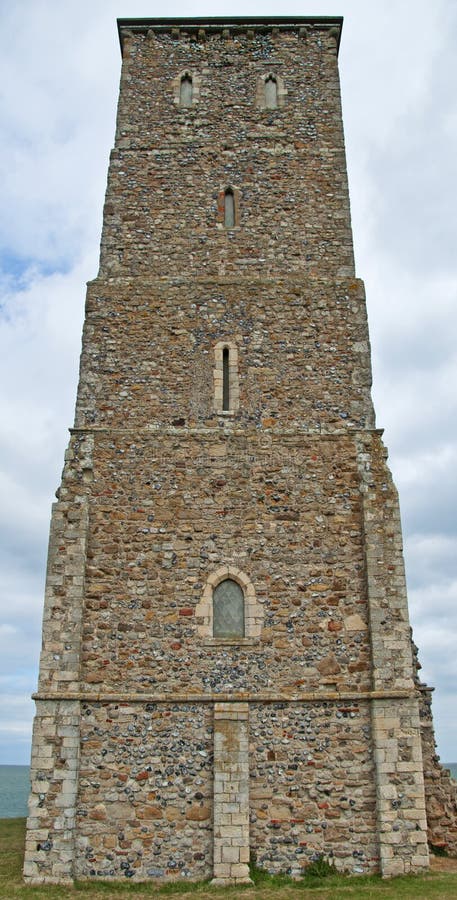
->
[{"left": 1, "top": 818, "right": 457, "bottom": 900}]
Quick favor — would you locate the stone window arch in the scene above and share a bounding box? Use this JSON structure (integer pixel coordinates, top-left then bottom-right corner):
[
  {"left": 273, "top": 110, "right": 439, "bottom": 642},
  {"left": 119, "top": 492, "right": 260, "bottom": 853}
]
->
[
  {"left": 256, "top": 72, "right": 287, "bottom": 109},
  {"left": 217, "top": 186, "right": 241, "bottom": 228},
  {"left": 213, "top": 341, "right": 239, "bottom": 415},
  {"left": 195, "top": 565, "right": 263, "bottom": 643},
  {"left": 172, "top": 70, "right": 201, "bottom": 107}
]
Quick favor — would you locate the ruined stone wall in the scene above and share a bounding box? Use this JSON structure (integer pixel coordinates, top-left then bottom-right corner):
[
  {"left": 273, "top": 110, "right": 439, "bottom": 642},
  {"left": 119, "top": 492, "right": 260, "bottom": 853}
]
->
[
  {"left": 420, "top": 688, "right": 457, "bottom": 855},
  {"left": 406, "top": 631, "right": 457, "bottom": 860}
]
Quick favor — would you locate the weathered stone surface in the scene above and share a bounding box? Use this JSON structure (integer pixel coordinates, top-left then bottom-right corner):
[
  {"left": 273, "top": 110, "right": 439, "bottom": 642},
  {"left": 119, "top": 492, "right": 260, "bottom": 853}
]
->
[
  {"left": 23, "top": 15, "right": 454, "bottom": 888},
  {"left": 317, "top": 654, "right": 341, "bottom": 676},
  {"left": 186, "top": 806, "right": 211, "bottom": 822}
]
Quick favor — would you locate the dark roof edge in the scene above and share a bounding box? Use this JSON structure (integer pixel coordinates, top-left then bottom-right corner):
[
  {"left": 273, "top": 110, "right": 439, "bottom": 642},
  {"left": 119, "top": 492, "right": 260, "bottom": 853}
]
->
[{"left": 117, "top": 16, "right": 343, "bottom": 55}]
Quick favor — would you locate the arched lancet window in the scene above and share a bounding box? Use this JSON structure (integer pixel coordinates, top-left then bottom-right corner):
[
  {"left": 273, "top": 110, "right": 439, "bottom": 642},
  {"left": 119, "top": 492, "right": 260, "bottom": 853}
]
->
[
  {"left": 213, "top": 578, "right": 245, "bottom": 638},
  {"left": 222, "top": 347, "right": 230, "bottom": 411},
  {"left": 180, "top": 73, "right": 193, "bottom": 107},
  {"left": 195, "top": 565, "right": 263, "bottom": 641},
  {"left": 224, "top": 189, "right": 235, "bottom": 228},
  {"left": 264, "top": 75, "right": 278, "bottom": 109}
]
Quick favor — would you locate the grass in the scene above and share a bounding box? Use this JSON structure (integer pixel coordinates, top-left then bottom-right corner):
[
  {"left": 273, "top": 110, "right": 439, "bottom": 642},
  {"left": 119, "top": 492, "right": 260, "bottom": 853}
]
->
[{"left": 2, "top": 818, "right": 457, "bottom": 900}]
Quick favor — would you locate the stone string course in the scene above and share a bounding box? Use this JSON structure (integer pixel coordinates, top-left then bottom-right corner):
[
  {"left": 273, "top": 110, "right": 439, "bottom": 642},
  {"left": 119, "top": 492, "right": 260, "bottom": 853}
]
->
[{"left": 24, "top": 17, "right": 456, "bottom": 885}]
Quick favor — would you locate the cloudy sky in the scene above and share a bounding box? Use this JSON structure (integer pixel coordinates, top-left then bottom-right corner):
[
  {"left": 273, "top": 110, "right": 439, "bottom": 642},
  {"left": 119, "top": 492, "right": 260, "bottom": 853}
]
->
[{"left": 0, "top": 0, "right": 456, "bottom": 765}]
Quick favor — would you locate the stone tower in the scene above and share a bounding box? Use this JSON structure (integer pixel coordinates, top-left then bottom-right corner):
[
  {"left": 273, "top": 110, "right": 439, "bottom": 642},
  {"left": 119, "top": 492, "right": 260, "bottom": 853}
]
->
[{"left": 24, "top": 16, "right": 455, "bottom": 885}]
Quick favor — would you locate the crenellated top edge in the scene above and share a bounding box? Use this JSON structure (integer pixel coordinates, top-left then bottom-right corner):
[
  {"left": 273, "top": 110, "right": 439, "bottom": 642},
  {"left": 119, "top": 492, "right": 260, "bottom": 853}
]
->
[{"left": 117, "top": 16, "right": 343, "bottom": 55}]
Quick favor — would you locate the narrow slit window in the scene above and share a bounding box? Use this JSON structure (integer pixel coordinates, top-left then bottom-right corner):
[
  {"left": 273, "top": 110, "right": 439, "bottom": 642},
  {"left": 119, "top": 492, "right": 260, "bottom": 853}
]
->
[
  {"left": 222, "top": 347, "right": 230, "bottom": 411},
  {"left": 213, "top": 579, "right": 245, "bottom": 638},
  {"left": 180, "top": 74, "right": 193, "bottom": 107},
  {"left": 265, "top": 75, "right": 278, "bottom": 109},
  {"left": 224, "top": 189, "right": 235, "bottom": 228},
  {"left": 214, "top": 341, "right": 239, "bottom": 415}
]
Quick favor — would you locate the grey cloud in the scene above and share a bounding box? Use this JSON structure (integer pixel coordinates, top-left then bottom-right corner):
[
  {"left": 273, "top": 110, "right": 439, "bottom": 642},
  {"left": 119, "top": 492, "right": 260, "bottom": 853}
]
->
[
  {"left": 366, "top": 17, "right": 457, "bottom": 277},
  {"left": 401, "top": 481, "right": 457, "bottom": 540},
  {"left": 405, "top": 536, "right": 457, "bottom": 591}
]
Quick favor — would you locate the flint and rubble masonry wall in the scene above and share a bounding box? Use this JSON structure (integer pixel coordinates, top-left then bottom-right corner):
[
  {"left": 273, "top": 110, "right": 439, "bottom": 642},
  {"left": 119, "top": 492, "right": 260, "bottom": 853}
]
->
[
  {"left": 75, "top": 429, "right": 371, "bottom": 696},
  {"left": 24, "top": 20, "right": 438, "bottom": 884},
  {"left": 75, "top": 703, "right": 213, "bottom": 881},
  {"left": 25, "top": 697, "right": 428, "bottom": 882},
  {"left": 100, "top": 28, "right": 354, "bottom": 281},
  {"left": 24, "top": 424, "right": 430, "bottom": 880},
  {"left": 75, "top": 277, "right": 375, "bottom": 433}
]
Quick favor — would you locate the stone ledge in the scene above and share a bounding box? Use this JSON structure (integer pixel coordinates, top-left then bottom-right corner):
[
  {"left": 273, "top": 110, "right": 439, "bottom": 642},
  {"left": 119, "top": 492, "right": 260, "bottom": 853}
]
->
[
  {"left": 88, "top": 272, "right": 361, "bottom": 287},
  {"left": 69, "top": 425, "right": 385, "bottom": 438},
  {"left": 201, "top": 637, "right": 259, "bottom": 646},
  {"left": 32, "top": 689, "right": 416, "bottom": 704}
]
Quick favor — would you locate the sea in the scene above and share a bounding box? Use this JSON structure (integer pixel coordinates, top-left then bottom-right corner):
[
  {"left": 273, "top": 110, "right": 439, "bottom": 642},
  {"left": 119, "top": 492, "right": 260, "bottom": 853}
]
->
[
  {"left": 0, "top": 766, "right": 30, "bottom": 818},
  {"left": 0, "top": 763, "right": 456, "bottom": 819}
]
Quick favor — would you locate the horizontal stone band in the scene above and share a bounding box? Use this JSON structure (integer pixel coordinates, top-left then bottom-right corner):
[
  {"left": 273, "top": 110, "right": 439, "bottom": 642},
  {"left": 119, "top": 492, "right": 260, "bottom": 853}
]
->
[{"left": 32, "top": 689, "right": 417, "bottom": 703}]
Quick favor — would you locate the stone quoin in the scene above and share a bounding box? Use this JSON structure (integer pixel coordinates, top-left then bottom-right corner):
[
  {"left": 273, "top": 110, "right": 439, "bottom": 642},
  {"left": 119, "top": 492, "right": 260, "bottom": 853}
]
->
[{"left": 24, "top": 16, "right": 457, "bottom": 884}]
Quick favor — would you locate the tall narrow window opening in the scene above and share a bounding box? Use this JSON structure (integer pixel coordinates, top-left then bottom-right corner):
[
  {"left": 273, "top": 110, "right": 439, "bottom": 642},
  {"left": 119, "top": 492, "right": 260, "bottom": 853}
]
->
[
  {"left": 214, "top": 341, "right": 239, "bottom": 415},
  {"left": 213, "top": 579, "right": 245, "bottom": 638},
  {"left": 224, "top": 189, "right": 235, "bottom": 228},
  {"left": 180, "top": 73, "right": 193, "bottom": 106},
  {"left": 265, "top": 75, "right": 278, "bottom": 109},
  {"left": 222, "top": 347, "right": 230, "bottom": 411}
]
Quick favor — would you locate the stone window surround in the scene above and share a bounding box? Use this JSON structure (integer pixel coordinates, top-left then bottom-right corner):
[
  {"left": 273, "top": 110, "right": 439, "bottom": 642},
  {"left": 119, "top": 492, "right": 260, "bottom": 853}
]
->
[
  {"left": 213, "top": 340, "right": 240, "bottom": 415},
  {"left": 172, "top": 71, "right": 287, "bottom": 112},
  {"left": 172, "top": 69, "right": 202, "bottom": 106},
  {"left": 196, "top": 565, "right": 263, "bottom": 644},
  {"left": 256, "top": 72, "right": 287, "bottom": 109}
]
